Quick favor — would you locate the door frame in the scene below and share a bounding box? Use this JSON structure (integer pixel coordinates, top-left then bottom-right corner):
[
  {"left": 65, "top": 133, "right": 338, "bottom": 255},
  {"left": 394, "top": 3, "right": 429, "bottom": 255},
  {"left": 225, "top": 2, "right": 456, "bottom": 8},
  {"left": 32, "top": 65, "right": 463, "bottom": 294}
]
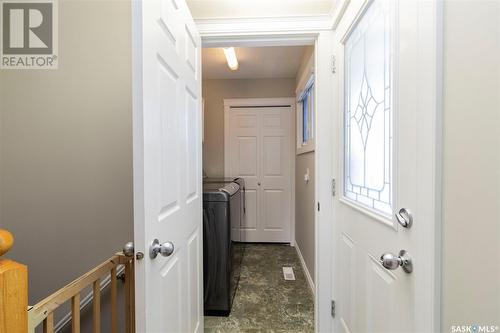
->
[
  {"left": 223, "top": 97, "right": 297, "bottom": 244},
  {"left": 196, "top": 5, "right": 443, "bottom": 330},
  {"left": 330, "top": 0, "right": 444, "bottom": 331},
  {"left": 197, "top": 20, "right": 335, "bottom": 331}
]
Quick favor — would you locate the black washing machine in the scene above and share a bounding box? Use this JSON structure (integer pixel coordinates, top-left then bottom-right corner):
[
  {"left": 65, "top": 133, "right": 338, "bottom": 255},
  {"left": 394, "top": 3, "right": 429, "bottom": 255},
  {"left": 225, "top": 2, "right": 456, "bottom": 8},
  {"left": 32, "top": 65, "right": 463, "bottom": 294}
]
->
[
  {"left": 203, "top": 177, "right": 246, "bottom": 241},
  {"left": 202, "top": 182, "right": 243, "bottom": 316}
]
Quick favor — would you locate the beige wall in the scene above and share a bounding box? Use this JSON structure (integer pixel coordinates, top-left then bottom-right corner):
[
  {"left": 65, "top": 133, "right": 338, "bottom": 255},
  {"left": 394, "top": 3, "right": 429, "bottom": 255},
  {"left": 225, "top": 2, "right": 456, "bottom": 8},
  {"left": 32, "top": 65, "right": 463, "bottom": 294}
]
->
[
  {"left": 294, "top": 47, "right": 316, "bottom": 282},
  {"left": 296, "top": 46, "right": 314, "bottom": 89},
  {"left": 442, "top": 0, "right": 500, "bottom": 329},
  {"left": 0, "top": 1, "right": 133, "bottom": 330},
  {"left": 202, "top": 78, "right": 296, "bottom": 177}
]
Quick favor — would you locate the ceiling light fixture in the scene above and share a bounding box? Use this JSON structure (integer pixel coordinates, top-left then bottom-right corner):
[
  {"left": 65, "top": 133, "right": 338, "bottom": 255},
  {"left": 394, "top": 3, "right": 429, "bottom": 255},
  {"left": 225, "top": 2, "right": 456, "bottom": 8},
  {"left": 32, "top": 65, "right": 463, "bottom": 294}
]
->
[{"left": 223, "top": 47, "right": 239, "bottom": 71}]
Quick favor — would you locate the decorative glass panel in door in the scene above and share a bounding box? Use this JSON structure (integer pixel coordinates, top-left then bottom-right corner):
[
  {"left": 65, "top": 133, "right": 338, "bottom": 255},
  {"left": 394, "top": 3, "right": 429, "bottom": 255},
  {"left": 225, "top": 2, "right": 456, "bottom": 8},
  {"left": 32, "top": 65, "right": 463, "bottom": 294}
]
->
[{"left": 343, "top": 0, "right": 394, "bottom": 216}]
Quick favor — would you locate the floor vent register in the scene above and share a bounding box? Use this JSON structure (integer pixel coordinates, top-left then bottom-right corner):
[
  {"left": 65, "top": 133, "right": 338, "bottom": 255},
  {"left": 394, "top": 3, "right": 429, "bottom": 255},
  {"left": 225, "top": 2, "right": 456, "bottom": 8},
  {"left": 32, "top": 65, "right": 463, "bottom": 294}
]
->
[{"left": 282, "top": 267, "right": 296, "bottom": 281}]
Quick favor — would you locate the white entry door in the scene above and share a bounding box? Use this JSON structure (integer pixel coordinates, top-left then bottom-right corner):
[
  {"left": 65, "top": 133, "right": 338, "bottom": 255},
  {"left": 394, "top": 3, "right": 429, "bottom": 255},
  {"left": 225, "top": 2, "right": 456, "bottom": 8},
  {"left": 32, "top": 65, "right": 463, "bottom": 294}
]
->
[
  {"left": 225, "top": 100, "right": 294, "bottom": 243},
  {"left": 132, "top": 0, "right": 203, "bottom": 332},
  {"left": 332, "top": 0, "right": 440, "bottom": 332}
]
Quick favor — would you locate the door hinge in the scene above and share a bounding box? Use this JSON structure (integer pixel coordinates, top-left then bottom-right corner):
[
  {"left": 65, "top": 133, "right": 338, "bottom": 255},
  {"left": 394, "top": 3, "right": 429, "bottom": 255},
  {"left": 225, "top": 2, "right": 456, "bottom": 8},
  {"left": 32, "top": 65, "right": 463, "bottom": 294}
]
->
[
  {"left": 331, "top": 55, "right": 336, "bottom": 74},
  {"left": 331, "top": 300, "right": 336, "bottom": 318},
  {"left": 332, "top": 178, "right": 336, "bottom": 197},
  {"left": 317, "top": 202, "right": 320, "bottom": 212}
]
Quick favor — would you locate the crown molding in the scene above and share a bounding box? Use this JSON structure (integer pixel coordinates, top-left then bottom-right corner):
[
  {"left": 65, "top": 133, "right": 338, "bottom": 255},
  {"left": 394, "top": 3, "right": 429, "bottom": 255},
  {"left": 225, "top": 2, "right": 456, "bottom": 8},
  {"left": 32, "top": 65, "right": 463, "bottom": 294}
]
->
[{"left": 195, "top": 14, "right": 334, "bottom": 37}]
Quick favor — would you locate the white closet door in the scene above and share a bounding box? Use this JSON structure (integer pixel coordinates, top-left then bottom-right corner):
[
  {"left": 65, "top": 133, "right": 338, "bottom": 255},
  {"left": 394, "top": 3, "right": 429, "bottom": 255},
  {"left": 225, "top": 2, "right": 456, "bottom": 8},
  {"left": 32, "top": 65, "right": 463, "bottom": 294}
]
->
[
  {"left": 228, "top": 106, "right": 293, "bottom": 243},
  {"left": 259, "top": 107, "right": 292, "bottom": 242},
  {"left": 229, "top": 109, "right": 260, "bottom": 240}
]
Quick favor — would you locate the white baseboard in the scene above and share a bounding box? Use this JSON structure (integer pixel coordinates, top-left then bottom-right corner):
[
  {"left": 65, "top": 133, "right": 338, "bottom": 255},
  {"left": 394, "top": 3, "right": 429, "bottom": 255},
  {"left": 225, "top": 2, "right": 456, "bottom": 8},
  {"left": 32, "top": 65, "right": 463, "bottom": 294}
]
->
[
  {"left": 54, "top": 265, "right": 125, "bottom": 332},
  {"left": 294, "top": 241, "right": 315, "bottom": 296}
]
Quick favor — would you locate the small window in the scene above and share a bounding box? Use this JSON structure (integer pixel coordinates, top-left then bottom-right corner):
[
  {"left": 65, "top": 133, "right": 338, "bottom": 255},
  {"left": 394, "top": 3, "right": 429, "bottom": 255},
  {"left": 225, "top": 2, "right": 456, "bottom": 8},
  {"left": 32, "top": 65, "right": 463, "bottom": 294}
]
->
[{"left": 297, "top": 75, "right": 315, "bottom": 154}]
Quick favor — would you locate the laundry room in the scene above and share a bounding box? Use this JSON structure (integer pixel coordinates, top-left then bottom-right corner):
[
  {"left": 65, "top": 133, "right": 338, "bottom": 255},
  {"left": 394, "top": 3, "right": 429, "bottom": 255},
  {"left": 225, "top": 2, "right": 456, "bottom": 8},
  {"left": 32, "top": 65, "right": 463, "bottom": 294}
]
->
[{"left": 201, "top": 45, "right": 317, "bottom": 332}]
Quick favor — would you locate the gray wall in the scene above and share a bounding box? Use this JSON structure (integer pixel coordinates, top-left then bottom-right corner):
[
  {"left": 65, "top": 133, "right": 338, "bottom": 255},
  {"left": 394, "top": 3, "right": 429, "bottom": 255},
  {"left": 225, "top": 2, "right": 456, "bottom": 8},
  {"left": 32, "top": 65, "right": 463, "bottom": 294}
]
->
[
  {"left": 202, "top": 78, "right": 296, "bottom": 177},
  {"left": 442, "top": 1, "right": 500, "bottom": 328},
  {"left": 0, "top": 0, "right": 133, "bottom": 329},
  {"left": 295, "top": 152, "right": 315, "bottom": 281},
  {"left": 294, "top": 47, "right": 315, "bottom": 282}
]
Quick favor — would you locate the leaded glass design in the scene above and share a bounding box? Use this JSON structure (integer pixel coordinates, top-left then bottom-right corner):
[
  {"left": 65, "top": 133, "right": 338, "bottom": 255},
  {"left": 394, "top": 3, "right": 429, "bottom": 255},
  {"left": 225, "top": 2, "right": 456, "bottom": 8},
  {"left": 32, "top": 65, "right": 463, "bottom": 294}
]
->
[{"left": 343, "top": 0, "right": 394, "bottom": 216}]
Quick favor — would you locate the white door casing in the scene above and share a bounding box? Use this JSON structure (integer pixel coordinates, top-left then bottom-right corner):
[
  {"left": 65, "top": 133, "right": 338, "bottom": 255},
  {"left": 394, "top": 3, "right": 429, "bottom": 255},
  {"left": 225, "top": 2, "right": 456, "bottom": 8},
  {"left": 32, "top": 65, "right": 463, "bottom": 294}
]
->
[
  {"left": 202, "top": 31, "right": 335, "bottom": 331},
  {"left": 332, "top": 0, "right": 442, "bottom": 332},
  {"left": 224, "top": 98, "right": 295, "bottom": 243},
  {"left": 132, "top": 0, "right": 203, "bottom": 332}
]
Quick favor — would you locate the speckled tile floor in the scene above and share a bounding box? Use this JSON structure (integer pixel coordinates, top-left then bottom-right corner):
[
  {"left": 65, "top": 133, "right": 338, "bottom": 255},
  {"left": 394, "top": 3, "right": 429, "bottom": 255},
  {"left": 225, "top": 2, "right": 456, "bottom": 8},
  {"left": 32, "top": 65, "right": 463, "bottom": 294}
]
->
[{"left": 204, "top": 244, "right": 314, "bottom": 333}]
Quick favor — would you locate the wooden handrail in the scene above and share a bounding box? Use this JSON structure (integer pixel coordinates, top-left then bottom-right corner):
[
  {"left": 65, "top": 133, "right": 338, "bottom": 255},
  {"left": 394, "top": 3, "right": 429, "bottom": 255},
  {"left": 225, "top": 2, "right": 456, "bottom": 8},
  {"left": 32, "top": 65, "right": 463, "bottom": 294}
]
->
[
  {"left": 28, "top": 253, "right": 135, "bottom": 333},
  {"left": 0, "top": 229, "right": 28, "bottom": 333}
]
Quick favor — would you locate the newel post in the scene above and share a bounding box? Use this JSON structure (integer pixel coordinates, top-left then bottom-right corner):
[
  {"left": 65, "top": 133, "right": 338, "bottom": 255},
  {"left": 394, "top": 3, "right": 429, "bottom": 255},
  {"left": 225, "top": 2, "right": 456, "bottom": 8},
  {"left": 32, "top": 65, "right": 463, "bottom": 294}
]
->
[{"left": 0, "top": 229, "right": 28, "bottom": 333}]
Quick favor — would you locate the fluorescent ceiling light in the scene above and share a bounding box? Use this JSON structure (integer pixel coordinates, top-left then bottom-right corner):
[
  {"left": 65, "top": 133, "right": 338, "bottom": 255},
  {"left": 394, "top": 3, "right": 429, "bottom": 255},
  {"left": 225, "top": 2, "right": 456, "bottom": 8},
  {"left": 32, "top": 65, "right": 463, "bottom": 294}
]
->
[{"left": 223, "top": 47, "right": 239, "bottom": 71}]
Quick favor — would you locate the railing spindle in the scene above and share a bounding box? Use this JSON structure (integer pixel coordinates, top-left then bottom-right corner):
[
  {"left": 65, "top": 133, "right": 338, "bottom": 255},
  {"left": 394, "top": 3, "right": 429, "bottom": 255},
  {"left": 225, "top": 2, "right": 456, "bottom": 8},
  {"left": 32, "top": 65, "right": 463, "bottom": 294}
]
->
[
  {"left": 93, "top": 279, "right": 101, "bottom": 333},
  {"left": 110, "top": 267, "right": 118, "bottom": 333},
  {"left": 43, "top": 312, "right": 54, "bottom": 333},
  {"left": 71, "top": 294, "right": 80, "bottom": 333}
]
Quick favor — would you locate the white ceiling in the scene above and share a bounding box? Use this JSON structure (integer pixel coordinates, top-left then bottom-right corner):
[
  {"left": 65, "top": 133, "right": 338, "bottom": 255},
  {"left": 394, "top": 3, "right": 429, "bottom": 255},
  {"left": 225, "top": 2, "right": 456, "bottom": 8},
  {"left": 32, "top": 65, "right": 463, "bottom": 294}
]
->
[
  {"left": 187, "top": 0, "right": 335, "bottom": 19},
  {"left": 202, "top": 46, "right": 308, "bottom": 80}
]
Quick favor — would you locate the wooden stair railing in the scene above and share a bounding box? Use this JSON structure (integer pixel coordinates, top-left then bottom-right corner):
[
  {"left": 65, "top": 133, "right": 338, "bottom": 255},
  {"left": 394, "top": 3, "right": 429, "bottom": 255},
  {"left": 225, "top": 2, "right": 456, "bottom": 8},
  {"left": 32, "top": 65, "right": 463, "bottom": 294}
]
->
[
  {"left": 0, "top": 229, "right": 135, "bottom": 333},
  {"left": 28, "top": 253, "right": 135, "bottom": 333}
]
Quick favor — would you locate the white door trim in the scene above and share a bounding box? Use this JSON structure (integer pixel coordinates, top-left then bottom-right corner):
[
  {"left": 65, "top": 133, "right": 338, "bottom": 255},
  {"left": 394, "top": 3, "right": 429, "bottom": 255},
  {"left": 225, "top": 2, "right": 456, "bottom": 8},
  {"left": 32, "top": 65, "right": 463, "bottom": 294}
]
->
[
  {"left": 202, "top": 27, "right": 334, "bottom": 333},
  {"left": 196, "top": 15, "right": 332, "bottom": 49},
  {"left": 224, "top": 97, "right": 296, "bottom": 109},
  {"left": 223, "top": 97, "right": 296, "bottom": 245}
]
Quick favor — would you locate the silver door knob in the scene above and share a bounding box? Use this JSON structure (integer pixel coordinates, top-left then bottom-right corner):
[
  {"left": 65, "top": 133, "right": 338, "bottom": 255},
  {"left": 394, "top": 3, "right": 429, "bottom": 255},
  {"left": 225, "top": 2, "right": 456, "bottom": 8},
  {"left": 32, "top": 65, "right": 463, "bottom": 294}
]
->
[
  {"left": 380, "top": 250, "right": 413, "bottom": 273},
  {"left": 149, "top": 239, "right": 174, "bottom": 259},
  {"left": 395, "top": 208, "right": 413, "bottom": 228},
  {"left": 123, "top": 242, "right": 135, "bottom": 257}
]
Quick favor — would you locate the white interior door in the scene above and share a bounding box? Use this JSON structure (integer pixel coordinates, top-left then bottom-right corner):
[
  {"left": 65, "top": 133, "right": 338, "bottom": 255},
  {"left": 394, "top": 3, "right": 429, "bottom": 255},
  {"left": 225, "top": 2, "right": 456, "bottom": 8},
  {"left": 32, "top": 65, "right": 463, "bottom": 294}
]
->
[
  {"left": 132, "top": 0, "right": 202, "bottom": 332},
  {"left": 332, "top": 0, "right": 440, "bottom": 332},
  {"left": 226, "top": 104, "right": 293, "bottom": 243}
]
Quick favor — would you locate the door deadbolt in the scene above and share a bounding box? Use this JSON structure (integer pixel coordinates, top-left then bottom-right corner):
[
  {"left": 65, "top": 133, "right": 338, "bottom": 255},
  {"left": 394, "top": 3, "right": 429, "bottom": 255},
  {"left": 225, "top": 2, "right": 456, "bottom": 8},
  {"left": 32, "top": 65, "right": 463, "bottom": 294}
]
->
[{"left": 395, "top": 208, "right": 413, "bottom": 229}]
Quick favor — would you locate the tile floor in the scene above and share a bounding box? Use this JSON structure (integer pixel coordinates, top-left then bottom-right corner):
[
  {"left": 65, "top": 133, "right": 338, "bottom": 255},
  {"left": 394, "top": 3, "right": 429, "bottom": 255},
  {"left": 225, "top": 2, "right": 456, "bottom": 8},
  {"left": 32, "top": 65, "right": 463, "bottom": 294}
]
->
[{"left": 204, "top": 244, "right": 314, "bottom": 333}]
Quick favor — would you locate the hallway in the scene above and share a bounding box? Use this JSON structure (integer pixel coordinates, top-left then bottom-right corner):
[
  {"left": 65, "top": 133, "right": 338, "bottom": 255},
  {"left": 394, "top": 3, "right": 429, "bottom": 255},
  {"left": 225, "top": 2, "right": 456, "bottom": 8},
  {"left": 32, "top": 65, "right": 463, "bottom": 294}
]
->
[{"left": 204, "top": 244, "right": 314, "bottom": 333}]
